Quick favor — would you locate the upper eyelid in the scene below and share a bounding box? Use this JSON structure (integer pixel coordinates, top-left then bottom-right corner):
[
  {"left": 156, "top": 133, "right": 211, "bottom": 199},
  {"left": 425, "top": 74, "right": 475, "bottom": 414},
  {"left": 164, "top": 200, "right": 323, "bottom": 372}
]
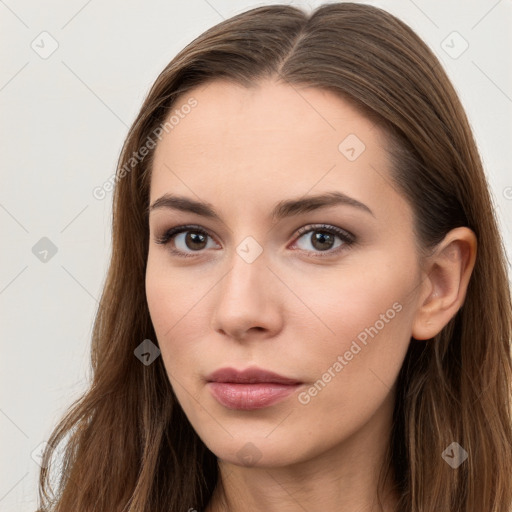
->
[{"left": 149, "top": 202, "right": 367, "bottom": 239}]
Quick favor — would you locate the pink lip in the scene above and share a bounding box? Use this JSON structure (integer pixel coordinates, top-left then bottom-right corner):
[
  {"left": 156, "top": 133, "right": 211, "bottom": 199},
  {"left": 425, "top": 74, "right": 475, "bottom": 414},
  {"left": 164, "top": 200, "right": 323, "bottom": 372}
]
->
[{"left": 206, "top": 367, "right": 303, "bottom": 410}]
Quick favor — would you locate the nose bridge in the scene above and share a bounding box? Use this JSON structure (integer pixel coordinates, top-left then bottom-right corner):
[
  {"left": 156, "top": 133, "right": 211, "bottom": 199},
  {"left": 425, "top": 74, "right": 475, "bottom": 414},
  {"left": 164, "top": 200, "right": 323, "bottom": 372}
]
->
[
  {"left": 219, "top": 210, "right": 269, "bottom": 290},
  {"left": 221, "top": 236, "right": 268, "bottom": 302},
  {"left": 211, "top": 234, "right": 282, "bottom": 338}
]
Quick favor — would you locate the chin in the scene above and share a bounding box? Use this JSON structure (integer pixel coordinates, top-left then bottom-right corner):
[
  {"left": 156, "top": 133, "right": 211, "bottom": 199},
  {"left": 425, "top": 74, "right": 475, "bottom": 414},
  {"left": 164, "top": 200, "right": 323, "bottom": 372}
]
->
[{"left": 197, "top": 429, "right": 318, "bottom": 469}]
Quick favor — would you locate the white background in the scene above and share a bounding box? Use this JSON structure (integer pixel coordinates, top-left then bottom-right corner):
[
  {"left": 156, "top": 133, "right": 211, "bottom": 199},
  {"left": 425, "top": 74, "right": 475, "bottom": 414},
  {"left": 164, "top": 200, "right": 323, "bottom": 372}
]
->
[{"left": 1, "top": 0, "right": 511, "bottom": 510}]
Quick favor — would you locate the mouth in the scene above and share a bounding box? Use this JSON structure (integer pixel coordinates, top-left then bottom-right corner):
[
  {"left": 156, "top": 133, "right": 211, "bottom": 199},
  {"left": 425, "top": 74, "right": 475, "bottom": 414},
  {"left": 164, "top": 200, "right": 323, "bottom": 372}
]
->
[{"left": 205, "top": 366, "right": 304, "bottom": 410}]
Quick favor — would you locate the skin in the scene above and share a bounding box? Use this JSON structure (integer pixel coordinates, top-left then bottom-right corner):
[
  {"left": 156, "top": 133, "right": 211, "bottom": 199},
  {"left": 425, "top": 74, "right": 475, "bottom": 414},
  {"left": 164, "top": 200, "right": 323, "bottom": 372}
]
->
[{"left": 145, "top": 79, "right": 477, "bottom": 512}]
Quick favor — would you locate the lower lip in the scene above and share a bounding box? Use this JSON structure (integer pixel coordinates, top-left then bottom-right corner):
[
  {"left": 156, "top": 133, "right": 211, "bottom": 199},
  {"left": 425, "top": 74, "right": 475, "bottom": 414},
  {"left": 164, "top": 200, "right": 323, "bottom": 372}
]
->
[{"left": 208, "top": 382, "right": 301, "bottom": 410}]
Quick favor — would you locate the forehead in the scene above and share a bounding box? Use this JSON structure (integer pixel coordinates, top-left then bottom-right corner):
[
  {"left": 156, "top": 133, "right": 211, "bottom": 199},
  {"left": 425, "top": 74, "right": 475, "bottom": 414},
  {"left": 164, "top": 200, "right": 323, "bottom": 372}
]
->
[
  {"left": 153, "top": 79, "right": 380, "bottom": 160},
  {"left": 149, "top": 79, "right": 401, "bottom": 221}
]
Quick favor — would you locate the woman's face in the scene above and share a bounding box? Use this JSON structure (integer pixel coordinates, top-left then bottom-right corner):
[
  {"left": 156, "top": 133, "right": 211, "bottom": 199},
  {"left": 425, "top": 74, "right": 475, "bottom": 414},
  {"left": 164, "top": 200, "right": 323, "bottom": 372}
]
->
[{"left": 146, "top": 79, "right": 424, "bottom": 467}]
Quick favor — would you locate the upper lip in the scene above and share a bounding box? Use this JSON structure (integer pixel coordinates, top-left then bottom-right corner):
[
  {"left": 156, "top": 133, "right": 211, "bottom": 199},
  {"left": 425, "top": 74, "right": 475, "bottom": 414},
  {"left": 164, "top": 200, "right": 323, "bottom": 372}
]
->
[{"left": 206, "top": 367, "right": 302, "bottom": 385}]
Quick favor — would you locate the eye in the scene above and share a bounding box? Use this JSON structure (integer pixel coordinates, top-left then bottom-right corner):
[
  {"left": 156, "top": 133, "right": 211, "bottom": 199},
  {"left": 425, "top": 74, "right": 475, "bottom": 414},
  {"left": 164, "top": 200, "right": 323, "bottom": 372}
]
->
[
  {"left": 291, "top": 224, "right": 355, "bottom": 257},
  {"left": 154, "top": 224, "right": 219, "bottom": 258},
  {"left": 154, "top": 223, "right": 355, "bottom": 259}
]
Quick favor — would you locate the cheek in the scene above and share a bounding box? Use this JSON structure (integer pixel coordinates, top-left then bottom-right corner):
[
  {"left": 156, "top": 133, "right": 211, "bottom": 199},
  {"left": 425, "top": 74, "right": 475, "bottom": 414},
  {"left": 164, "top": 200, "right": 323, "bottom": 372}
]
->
[
  {"left": 145, "top": 251, "right": 200, "bottom": 331},
  {"left": 146, "top": 258, "right": 172, "bottom": 333},
  {"left": 290, "top": 252, "right": 414, "bottom": 338},
  {"left": 145, "top": 257, "right": 183, "bottom": 357},
  {"left": 145, "top": 256, "right": 212, "bottom": 375},
  {"left": 291, "top": 257, "right": 416, "bottom": 417}
]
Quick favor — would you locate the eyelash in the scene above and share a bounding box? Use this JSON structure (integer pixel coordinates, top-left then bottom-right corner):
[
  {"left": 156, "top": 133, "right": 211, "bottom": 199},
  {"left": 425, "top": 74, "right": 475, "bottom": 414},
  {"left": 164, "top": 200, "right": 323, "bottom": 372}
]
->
[{"left": 154, "top": 223, "right": 356, "bottom": 259}]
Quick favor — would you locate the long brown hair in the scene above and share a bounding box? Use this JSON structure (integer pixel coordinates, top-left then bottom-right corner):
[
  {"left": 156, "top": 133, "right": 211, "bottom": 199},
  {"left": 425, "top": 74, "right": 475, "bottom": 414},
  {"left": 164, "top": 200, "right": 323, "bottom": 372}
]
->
[{"left": 37, "top": 3, "right": 512, "bottom": 511}]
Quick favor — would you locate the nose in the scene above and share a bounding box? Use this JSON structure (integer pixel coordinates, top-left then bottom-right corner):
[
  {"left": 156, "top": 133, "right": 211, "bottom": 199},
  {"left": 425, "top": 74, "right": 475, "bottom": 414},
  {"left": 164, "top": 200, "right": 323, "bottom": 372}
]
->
[{"left": 210, "top": 248, "right": 283, "bottom": 342}]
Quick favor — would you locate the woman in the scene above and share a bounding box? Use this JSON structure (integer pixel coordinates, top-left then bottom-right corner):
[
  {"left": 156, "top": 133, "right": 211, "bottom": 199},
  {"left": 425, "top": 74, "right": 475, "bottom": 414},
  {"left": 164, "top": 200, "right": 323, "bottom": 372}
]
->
[{"left": 37, "top": 3, "right": 512, "bottom": 511}]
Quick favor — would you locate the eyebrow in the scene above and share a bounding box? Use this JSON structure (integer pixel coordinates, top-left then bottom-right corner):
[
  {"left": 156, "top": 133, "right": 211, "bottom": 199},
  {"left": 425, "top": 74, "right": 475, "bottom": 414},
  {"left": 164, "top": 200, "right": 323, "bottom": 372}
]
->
[{"left": 148, "top": 191, "right": 374, "bottom": 220}]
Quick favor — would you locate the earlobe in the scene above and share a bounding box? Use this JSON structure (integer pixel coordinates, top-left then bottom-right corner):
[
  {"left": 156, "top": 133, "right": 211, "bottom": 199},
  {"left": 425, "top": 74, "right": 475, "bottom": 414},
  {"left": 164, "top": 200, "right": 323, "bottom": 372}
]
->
[{"left": 411, "top": 227, "right": 477, "bottom": 341}]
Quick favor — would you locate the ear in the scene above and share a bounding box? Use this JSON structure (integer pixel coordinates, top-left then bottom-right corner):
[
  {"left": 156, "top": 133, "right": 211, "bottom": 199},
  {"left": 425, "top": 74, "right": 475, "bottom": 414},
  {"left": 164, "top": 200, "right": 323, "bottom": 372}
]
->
[{"left": 412, "top": 227, "right": 477, "bottom": 340}]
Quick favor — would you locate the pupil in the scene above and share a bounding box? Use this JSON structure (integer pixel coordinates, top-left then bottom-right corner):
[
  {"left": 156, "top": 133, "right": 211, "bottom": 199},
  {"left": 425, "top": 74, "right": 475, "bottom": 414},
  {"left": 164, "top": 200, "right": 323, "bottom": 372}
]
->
[
  {"left": 313, "top": 232, "right": 333, "bottom": 251},
  {"left": 183, "top": 231, "right": 335, "bottom": 252},
  {"left": 187, "top": 232, "right": 206, "bottom": 250}
]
